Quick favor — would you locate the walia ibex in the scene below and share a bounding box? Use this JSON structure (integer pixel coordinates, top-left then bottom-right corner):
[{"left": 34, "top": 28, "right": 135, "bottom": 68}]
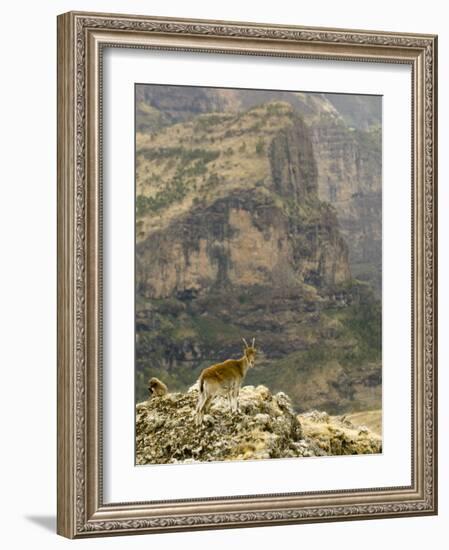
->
[{"left": 195, "top": 338, "right": 257, "bottom": 425}]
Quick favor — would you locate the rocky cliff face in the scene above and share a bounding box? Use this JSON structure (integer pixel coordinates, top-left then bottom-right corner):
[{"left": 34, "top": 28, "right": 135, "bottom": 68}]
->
[
  {"left": 136, "top": 84, "right": 240, "bottom": 131},
  {"left": 135, "top": 90, "right": 382, "bottom": 415},
  {"left": 136, "top": 385, "right": 381, "bottom": 465},
  {"left": 136, "top": 104, "right": 350, "bottom": 298},
  {"left": 137, "top": 192, "right": 348, "bottom": 300},
  {"left": 310, "top": 118, "right": 381, "bottom": 293},
  {"left": 136, "top": 86, "right": 382, "bottom": 293}
]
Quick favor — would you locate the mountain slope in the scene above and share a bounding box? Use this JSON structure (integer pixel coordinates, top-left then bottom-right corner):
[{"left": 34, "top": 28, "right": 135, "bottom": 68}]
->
[
  {"left": 136, "top": 85, "right": 382, "bottom": 294},
  {"left": 135, "top": 100, "right": 381, "bottom": 415}
]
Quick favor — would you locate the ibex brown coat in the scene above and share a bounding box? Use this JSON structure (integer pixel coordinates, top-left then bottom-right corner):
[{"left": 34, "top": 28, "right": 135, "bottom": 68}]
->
[{"left": 195, "top": 338, "right": 256, "bottom": 425}]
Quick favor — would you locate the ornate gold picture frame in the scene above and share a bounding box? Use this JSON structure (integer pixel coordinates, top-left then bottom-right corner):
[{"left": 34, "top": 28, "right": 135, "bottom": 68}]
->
[{"left": 57, "top": 11, "right": 437, "bottom": 538}]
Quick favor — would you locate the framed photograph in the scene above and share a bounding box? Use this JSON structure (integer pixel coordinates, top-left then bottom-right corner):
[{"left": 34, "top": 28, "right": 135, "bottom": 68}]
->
[{"left": 57, "top": 11, "right": 438, "bottom": 538}]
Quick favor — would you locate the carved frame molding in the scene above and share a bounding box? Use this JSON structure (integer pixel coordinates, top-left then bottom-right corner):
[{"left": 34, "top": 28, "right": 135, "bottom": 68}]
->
[{"left": 57, "top": 11, "right": 437, "bottom": 538}]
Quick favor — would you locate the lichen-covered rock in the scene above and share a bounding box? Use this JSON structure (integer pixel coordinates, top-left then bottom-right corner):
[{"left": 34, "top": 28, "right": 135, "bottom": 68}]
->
[
  {"left": 298, "top": 410, "right": 382, "bottom": 455},
  {"left": 136, "top": 385, "right": 313, "bottom": 465},
  {"left": 135, "top": 385, "right": 380, "bottom": 465}
]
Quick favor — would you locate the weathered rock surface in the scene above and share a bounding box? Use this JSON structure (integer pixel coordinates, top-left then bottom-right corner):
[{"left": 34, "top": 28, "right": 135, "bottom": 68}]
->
[
  {"left": 136, "top": 85, "right": 382, "bottom": 293},
  {"left": 136, "top": 385, "right": 381, "bottom": 465},
  {"left": 136, "top": 104, "right": 351, "bottom": 297},
  {"left": 343, "top": 409, "right": 382, "bottom": 436},
  {"left": 298, "top": 410, "right": 382, "bottom": 455}
]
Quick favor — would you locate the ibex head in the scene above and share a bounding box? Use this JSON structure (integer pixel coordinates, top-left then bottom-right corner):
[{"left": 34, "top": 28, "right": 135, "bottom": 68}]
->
[{"left": 242, "top": 337, "right": 257, "bottom": 368}]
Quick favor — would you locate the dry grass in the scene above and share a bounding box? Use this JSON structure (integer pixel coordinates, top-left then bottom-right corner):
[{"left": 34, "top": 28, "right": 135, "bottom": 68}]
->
[
  {"left": 342, "top": 409, "right": 382, "bottom": 436},
  {"left": 299, "top": 410, "right": 382, "bottom": 455}
]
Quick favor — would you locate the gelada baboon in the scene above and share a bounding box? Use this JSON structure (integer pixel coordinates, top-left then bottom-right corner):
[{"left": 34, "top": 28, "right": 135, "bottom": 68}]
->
[{"left": 147, "top": 377, "right": 168, "bottom": 399}]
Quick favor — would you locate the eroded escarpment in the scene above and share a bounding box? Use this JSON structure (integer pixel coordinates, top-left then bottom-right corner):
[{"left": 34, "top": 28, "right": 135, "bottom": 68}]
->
[{"left": 135, "top": 99, "right": 381, "bottom": 416}]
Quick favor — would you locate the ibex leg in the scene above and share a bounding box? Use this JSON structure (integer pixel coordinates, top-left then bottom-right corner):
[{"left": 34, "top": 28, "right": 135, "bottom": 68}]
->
[
  {"left": 231, "top": 385, "right": 240, "bottom": 413},
  {"left": 195, "top": 390, "right": 212, "bottom": 425}
]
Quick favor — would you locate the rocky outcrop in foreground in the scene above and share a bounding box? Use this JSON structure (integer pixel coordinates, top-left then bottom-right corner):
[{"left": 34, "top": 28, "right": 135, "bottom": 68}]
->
[
  {"left": 136, "top": 385, "right": 381, "bottom": 465},
  {"left": 299, "top": 410, "right": 381, "bottom": 456}
]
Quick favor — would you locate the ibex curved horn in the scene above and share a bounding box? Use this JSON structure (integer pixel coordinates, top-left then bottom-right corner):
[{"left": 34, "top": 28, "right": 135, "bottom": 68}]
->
[
  {"left": 252, "top": 337, "right": 256, "bottom": 348},
  {"left": 242, "top": 337, "right": 249, "bottom": 348}
]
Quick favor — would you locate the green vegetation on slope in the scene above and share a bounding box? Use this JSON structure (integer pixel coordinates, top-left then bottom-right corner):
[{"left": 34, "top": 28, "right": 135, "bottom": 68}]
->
[
  {"left": 134, "top": 91, "right": 382, "bottom": 417},
  {"left": 135, "top": 281, "right": 381, "bottom": 414}
]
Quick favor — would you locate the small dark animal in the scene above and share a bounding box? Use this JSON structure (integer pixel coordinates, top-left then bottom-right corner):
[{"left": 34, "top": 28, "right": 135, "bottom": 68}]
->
[{"left": 148, "top": 377, "right": 168, "bottom": 399}]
